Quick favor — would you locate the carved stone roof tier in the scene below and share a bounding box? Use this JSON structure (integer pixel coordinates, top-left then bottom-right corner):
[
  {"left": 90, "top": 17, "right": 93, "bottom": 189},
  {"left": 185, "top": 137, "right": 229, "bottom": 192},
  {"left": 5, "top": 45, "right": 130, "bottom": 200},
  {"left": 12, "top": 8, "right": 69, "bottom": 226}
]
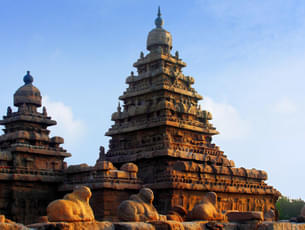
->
[
  {"left": 133, "top": 53, "right": 186, "bottom": 68},
  {"left": 0, "top": 113, "right": 56, "bottom": 126},
  {"left": 106, "top": 116, "right": 218, "bottom": 136}
]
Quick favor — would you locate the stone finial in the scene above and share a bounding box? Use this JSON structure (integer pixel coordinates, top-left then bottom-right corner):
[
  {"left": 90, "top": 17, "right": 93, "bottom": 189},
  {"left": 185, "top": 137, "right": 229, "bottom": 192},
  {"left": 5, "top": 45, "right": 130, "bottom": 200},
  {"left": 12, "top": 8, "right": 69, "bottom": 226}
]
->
[
  {"left": 131, "top": 71, "right": 134, "bottom": 77},
  {"left": 23, "top": 71, "right": 33, "bottom": 84},
  {"left": 155, "top": 6, "right": 164, "bottom": 28},
  {"left": 47, "top": 186, "right": 95, "bottom": 222},
  {"left": 42, "top": 106, "right": 47, "bottom": 116},
  {"left": 99, "top": 146, "right": 105, "bottom": 159},
  {"left": 140, "top": 51, "right": 144, "bottom": 59},
  {"left": 6, "top": 106, "right": 12, "bottom": 116},
  {"left": 175, "top": 51, "right": 179, "bottom": 59},
  {"left": 203, "top": 110, "right": 212, "bottom": 120},
  {"left": 118, "top": 188, "right": 160, "bottom": 222},
  {"left": 117, "top": 102, "right": 121, "bottom": 113}
]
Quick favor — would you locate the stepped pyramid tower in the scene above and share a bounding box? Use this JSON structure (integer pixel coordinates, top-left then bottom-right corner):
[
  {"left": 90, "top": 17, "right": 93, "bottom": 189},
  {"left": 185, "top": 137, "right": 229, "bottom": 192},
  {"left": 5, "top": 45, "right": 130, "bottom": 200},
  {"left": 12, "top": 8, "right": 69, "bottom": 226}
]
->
[
  {"left": 104, "top": 9, "right": 280, "bottom": 214},
  {"left": 0, "top": 71, "right": 70, "bottom": 223}
]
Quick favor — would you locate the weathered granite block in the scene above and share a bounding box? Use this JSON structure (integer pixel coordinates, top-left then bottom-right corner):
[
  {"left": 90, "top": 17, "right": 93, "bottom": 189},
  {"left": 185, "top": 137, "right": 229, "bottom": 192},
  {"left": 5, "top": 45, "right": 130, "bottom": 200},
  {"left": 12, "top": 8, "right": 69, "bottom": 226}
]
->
[
  {"left": 113, "top": 222, "right": 155, "bottom": 230},
  {"left": 182, "top": 221, "right": 207, "bottom": 230},
  {"left": 226, "top": 211, "right": 263, "bottom": 223},
  {"left": 149, "top": 220, "right": 184, "bottom": 230},
  {"left": 257, "top": 221, "right": 305, "bottom": 230},
  {"left": 0, "top": 223, "right": 29, "bottom": 230},
  {"left": 27, "top": 221, "right": 114, "bottom": 230}
]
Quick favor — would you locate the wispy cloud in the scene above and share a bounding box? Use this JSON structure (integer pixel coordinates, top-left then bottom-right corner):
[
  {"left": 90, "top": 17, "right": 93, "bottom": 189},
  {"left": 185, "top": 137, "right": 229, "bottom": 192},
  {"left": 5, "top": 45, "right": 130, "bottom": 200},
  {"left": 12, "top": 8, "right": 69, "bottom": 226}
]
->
[
  {"left": 200, "top": 97, "right": 250, "bottom": 140},
  {"left": 41, "top": 96, "right": 86, "bottom": 145},
  {"left": 273, "top": 98, "right": 297, "bottom": 114}
]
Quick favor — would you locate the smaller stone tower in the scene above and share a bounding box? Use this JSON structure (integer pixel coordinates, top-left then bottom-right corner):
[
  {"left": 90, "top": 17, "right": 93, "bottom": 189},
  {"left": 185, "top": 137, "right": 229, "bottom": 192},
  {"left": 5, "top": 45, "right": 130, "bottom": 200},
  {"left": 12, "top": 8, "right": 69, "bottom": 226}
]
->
[{"left": 0, "top": 71, "right": 70, "bottom": 224}]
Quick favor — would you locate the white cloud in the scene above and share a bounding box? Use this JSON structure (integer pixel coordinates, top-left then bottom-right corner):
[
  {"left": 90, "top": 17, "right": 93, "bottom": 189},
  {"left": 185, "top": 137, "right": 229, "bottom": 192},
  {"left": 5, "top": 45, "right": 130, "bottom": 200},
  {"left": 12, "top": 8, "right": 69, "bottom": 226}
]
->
[
  {"left": 41, "top": 96, "right": 86, "bottom": 145},
  {"left": 200, "top": 97, "right": 250, "bottom": 140},
  {"left": 273, "top": 98, "right": 297, "bottom": 114}
]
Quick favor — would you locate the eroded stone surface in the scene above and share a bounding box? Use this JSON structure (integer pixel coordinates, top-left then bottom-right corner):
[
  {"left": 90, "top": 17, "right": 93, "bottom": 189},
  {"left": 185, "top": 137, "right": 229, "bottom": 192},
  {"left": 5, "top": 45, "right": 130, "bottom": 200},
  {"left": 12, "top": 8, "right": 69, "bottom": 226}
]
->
[
  {"left": 0, "top": 215, "right": 28, "bottom": 230},
  {"left": 114, "top": 222, "right": 155, "bottom": 230},
  {"left": 226, "top": 211, "right": 263, "bottom": 223},
  {"left": 182, "top": 221, "right": 207, "bottom": 230},
  {"left": 47, "top": 186, "right": 94, "bottom": 222},
  {"left": 149, "top": 220, "right": 184, "bottom": 230},
  {"left": 28, "top": 221, "right": 114, "bottom": 230}
]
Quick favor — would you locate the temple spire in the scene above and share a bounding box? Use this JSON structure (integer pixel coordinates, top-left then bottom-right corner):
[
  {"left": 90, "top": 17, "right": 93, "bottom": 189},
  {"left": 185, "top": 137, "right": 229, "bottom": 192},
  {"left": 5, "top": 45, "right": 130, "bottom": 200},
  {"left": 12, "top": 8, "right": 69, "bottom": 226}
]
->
[{"left": 155, "top": 6, "right": 164, "bottom": 28}]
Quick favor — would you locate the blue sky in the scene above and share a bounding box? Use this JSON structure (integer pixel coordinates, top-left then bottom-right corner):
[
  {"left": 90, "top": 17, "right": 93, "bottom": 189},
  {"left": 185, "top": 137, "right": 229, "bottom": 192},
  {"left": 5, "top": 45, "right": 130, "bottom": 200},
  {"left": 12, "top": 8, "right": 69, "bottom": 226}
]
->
[{"left": 1, "top": 0, "right": 305, "bottom": 199}]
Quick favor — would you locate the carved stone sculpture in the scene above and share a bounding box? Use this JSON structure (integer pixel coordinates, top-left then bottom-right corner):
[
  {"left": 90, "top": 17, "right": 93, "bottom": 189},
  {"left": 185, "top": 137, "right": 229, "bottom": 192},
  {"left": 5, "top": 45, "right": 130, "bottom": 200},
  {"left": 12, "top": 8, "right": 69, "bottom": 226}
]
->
[
  {"left": 118, "top": 188, "right": 160, "bottom": 222},
  {"left": 47, "top": 186, "right": 95, "bottom": 222},
  {"left": 186, "top": 192, "right": 224, "bottom": 221}
]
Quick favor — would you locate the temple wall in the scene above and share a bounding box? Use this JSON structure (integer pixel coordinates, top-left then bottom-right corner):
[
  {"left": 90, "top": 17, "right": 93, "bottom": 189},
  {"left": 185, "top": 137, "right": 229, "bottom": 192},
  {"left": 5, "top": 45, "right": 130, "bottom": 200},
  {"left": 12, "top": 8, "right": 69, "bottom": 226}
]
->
[
  {"left": 90, "top": 189, "right": 136, "bottom": 221},
  {"left": 154, "top": 189, "right": 277, "bottom": 215},
  {"left": 3, "top": 180, "right": 61, "bottom": 224},
  {"left": 0, "top": 181, "right": 11, "bottom": 218}
]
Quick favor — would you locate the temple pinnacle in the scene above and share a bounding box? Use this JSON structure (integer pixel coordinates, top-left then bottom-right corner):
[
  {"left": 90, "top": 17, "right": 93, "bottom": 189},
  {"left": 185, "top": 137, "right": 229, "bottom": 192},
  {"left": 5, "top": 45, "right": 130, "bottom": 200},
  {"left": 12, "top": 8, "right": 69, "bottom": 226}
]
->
[
  {"left": 155, "top": 6, "right": 164, "bottom": 28},
  {"left": 23, "top": 71, "right": 33, "bottom": 84}
]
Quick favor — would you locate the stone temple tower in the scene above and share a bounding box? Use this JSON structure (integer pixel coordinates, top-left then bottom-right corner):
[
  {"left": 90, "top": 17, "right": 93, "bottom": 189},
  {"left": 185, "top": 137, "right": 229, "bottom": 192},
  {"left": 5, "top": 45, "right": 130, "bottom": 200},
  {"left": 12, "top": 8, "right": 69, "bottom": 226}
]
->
[
  {"left": 0, "top": 71, "right": 70, "bottom": 224},
  {"left": 104, "top": 9, "right": 280, "bottom": 214}
]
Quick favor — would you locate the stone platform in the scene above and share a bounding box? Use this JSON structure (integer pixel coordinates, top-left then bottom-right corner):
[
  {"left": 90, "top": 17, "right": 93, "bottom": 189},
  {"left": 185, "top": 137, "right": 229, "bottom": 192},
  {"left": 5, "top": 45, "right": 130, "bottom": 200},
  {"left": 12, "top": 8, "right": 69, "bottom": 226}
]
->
[{"left": 1, "top": 221, "right": 302, "bottom": 230}]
